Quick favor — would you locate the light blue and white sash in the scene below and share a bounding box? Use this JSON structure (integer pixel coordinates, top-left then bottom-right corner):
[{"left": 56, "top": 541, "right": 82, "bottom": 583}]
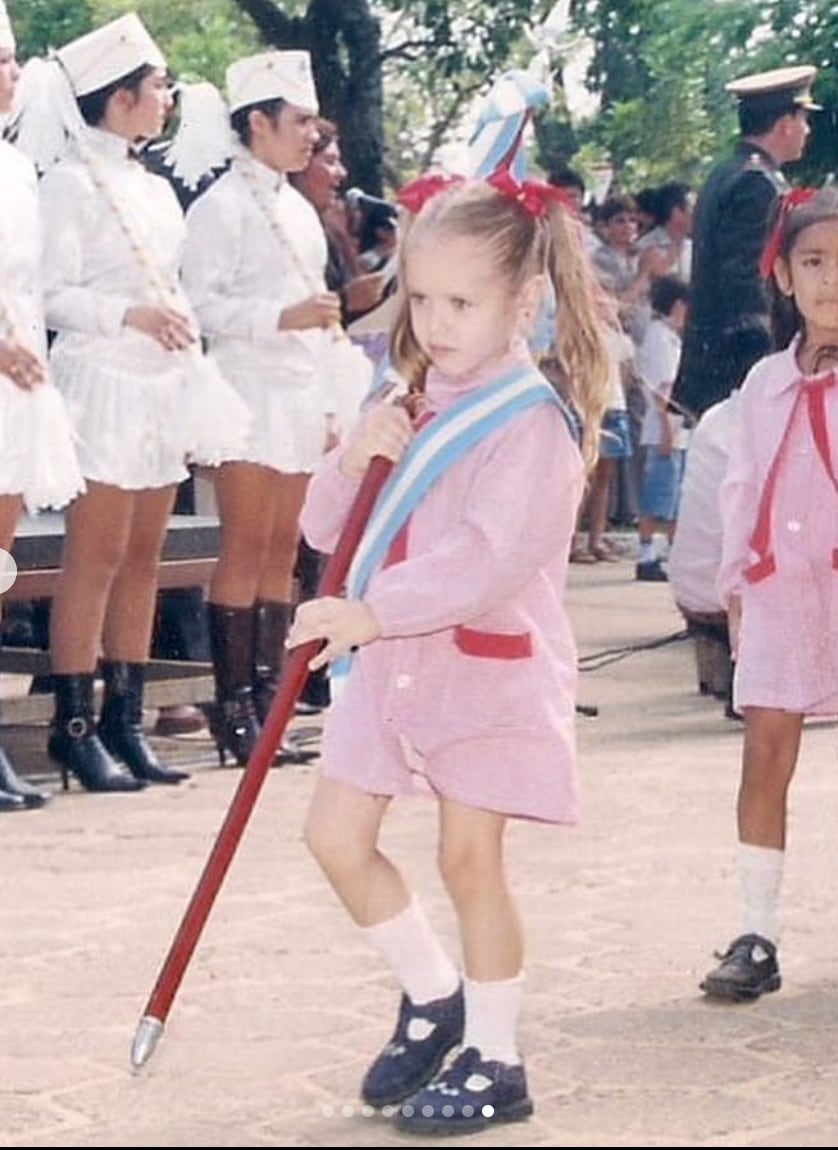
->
[{"left": 331, "top": 363, "right": 580, "bottom": 689}]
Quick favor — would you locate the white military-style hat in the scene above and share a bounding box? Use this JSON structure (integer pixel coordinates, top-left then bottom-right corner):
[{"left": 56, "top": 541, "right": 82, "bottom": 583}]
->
[
  {"left": 725, "top": 65, "right": 821, "bottom": 113},
  {"left": 226, "top": 50, "right": 318, "bottom": 115},
  {"left": 56, "top": 12, "right": 166, "bottom": 98},
  {"left": 0, "top": 0, "right": 15, "bottom": 52}
]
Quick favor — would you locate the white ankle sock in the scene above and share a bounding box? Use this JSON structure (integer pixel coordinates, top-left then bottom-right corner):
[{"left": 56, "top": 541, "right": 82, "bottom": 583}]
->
[
  {"left": 462, "top": 973, "right": 524, "bottom": 1065},
  {"left": 639, "top": 539, "right": 656, "bottom": 563},
  {"left": 739, "top": 843, "right": 784, "bottom": 945},
  {"left": 361, "top": 898, "right": 460, "bottom": 1005}
]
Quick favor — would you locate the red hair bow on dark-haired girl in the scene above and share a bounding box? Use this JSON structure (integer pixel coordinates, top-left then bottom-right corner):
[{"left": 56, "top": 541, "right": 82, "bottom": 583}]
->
[{"left": 759, "top": 187, "right": 818, "bottom": 279}]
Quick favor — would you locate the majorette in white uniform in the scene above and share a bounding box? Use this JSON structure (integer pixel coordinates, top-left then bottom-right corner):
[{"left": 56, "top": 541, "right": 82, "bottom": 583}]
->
[
  {"left": 180, "top": 51, "right": 368, "bottom": 471},
  {"left": 16, "top": 14, "right": 249, "bottom": 491}
]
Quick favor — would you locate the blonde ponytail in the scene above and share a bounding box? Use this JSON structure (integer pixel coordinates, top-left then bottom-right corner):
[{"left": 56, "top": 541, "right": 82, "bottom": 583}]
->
[{"left": 546, "top": 207, "right": 611, "bottom": 469}]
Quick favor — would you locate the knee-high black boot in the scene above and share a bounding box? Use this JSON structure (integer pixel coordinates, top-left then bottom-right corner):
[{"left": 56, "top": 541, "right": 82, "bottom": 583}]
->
[
  {"left": 253, "top": 599, "right": 318, "bottom": 765},
  {"left": 208, "top": 603, "right": 261, "bottom": 767},
  {"left": 47, "top": 673, "right": 146, "bottom": 792},
  {"left": 98, "top": 661, "right": 190, "bottom": 785}
]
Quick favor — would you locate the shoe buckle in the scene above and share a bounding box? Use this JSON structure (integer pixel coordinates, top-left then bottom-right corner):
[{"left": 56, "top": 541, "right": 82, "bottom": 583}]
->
[{"left": 66, "top": 716, "right": 89, "bottom": 739}]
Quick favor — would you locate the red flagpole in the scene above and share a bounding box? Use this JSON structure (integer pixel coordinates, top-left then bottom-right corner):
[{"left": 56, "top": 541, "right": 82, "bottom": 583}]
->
[{"left": 130, "top": 455, "right": 393, "bottom": 1069}]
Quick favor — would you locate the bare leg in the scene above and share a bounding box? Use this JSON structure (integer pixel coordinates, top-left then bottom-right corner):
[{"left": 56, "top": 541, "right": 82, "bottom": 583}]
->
[
  {"left": 0, "top": 493, "right": 23, "bottom": 554},
  {"left": 738, "top": 707, "right": 803, "bottom": 849},
  {"left": 438, "top": 797, "right": 522, "bottom": 980},
  {"left": 210, "top": 463, "right": 281, "bottom": 607},
  {"left": 304, "top": 775, "right": 407, "bottom": 925},
  {"left": 257, "top": 471, "right": 310, "bottom": 604},
  {"left": 587, "top": 457, "right": 616, "bottom": 556},
  {"left": 102, "top": 485, "right": 177, "bottom": 661},
  {"left": 49, "top": 484, "right": 134, "bottom": 673}
]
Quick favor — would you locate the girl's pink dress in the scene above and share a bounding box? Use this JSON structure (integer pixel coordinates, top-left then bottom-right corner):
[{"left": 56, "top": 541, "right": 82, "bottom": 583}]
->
[
  {"left": 717, "top": 339, "right": 838, "bottom": 713},
  {"left": 301, "top": 346, "right": 586, "bottom": 824}
]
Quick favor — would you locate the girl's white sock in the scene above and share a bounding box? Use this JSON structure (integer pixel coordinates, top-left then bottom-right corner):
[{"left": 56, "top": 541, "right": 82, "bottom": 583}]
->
[
  {"left": 739, "top": 842, "right": 784, "bottom": 945},
  {"left": 361, "top": 898, "right": 459, "bottom": 1005},
  {"left": 462, "top": 973, "right": 524, "bottom": 1065}
]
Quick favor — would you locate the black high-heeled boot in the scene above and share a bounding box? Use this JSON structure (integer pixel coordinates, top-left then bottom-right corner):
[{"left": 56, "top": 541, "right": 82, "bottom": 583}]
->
[
  {"left": 253, "top": 599, "right": 318, "bottom": 766},
  {"left": 98, "top": 661, "right": 190, "bottom": 785},
  {"left": 208, "top": 603, "right": 261, "bottom": 767},
  {"left": 47, "top": 672, "right": 146, "bottom": 792},
  {"left": 0, "top": 745, "right": 51, "bottom": 808},
  {"left": 0, "top": 690, "right": 51, "bottom": 808}
]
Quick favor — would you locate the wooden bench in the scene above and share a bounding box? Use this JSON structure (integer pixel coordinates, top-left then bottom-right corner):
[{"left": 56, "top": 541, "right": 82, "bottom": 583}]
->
[{"left": 1, "top": 513, "right": 220, "bottom": 723}]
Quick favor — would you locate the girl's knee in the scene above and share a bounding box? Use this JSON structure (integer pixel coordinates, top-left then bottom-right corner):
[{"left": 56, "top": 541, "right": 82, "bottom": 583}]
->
[
  {"left": 304, "top": 808, "right": 365, "bottom": 879},
  {"left": 438, "top": 840, "right": 500, "bottom": 901}
]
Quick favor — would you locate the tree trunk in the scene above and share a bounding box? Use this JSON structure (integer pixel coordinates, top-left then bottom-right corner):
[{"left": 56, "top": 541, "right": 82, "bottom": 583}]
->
[{"left": 234, "top": 0, "right": 385, "bottom": 194}]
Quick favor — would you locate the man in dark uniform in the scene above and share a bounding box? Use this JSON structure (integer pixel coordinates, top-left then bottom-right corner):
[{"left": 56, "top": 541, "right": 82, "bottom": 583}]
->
[{"left": 672, "top": 65, "right": 820, "bottom": 421}]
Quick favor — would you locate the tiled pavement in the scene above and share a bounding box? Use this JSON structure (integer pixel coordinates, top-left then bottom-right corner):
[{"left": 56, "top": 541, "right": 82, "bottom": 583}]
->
[{"left": 3, "top": 557, "right": 838, "bottom": 1147}]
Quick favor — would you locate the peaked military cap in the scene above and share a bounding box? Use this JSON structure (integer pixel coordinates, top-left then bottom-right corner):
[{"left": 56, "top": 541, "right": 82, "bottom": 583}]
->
[{"left": 725, "top": 65, "right": 821, "bottom": 115}]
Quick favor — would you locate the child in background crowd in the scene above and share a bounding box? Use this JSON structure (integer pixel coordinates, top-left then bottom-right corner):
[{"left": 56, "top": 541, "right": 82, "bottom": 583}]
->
[
  {"left": 700, "top": 185, "right": 838, "bottom": 1001},
  {"left": 635, "top": 275, "right": 691, "bottom": 581}
]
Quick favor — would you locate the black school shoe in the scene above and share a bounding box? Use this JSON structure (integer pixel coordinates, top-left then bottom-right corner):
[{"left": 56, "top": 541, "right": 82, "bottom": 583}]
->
[
  {"left": 699, "top": 933, "right": 781, "bottom": 1001},
  {"left": 635, "top": 558, "right": 669, "bottom": 582},
  {"left": 361, "top": 984, "right": 464, "bottom": 1109},
  {"left": 394, "top": 1046, "right": 533, "bottom": 1136}
]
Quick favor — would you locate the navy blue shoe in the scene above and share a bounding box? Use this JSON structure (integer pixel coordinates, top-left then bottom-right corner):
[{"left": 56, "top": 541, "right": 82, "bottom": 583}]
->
[
  {"left": 361, "top": 984, "right": 464, "bottom": 1108},
  {"left": 394, "top": 1046, "right": 533, "bottom": 1135}
]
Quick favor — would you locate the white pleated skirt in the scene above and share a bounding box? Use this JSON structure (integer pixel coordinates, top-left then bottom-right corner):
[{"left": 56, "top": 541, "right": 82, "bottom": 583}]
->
[
  {"left": 213, "top": 347, "right": 330, "bottom": 474},
  {"left": 0, "top": 375, "right": 85, "bottom": 511},
  {"left": 49, "top": 334, "right": 250, "bottom": 491}
]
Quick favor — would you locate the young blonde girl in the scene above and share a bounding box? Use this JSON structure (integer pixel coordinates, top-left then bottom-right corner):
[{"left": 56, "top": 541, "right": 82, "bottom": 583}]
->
[
  {"left": 700, "top": 185, "right": 838, "bottom": 1001},
  {"left": 287, "top": 174, "right": 610, "bottom": 1134}
]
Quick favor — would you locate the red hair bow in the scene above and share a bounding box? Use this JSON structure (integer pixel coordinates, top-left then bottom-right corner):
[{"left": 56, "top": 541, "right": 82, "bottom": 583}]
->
[
  {"left": 396, "top": 169, "right": 579, "bottom": 220},
  {"left": 397, "top": 173, "right": 465, "bottom": 215},
  {"left": 759, "top": 186, "right": 818, "bottom": 279},
  {"left": 487, "top": 169, "right": 578, "bottom": 218}
]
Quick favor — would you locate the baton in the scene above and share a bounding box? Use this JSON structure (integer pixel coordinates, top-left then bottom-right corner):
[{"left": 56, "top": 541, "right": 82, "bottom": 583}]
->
[{"left": 130, "top": 454, "right": 393, "bottom": 1070}]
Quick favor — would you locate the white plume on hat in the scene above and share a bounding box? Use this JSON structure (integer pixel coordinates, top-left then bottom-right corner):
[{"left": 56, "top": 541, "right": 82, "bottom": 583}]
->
[
  {"left": 0, "top": 0, "right": 15, "bottom": 52},
  {"left": 226, "top": 50, "right": 318, "bottom": 115},
  {"left": 57, "top": 12, "right": 166, "bottom": 98},
  {"left": 158, "top": 81, "right": 233, "bottom": 191},
  {"left": 11, "top": 56, "right": 86, "bottom": 173}
]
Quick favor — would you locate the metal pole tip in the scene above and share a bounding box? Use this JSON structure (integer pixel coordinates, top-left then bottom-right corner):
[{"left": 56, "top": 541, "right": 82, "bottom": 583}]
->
[{"left": 130, "top": 1015, "right": 164, "bottom": 1071}]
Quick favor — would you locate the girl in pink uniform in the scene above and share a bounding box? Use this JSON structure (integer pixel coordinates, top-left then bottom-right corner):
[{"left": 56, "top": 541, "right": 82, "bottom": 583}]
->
[
  {"left": 701, "top": 185, "right": 838, "bottom": 1002},
  {"left": 287, "top": 174, "right": 610, "bottom": 1134}
]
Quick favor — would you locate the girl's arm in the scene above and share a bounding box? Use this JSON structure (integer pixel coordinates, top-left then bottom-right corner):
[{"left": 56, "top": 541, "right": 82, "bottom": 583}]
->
[
  {"left": 716, "top": 388, "right": 758, "bottom": 608},
  {"left": 300, "top": 400, "right": 414, "bottom": 553}
]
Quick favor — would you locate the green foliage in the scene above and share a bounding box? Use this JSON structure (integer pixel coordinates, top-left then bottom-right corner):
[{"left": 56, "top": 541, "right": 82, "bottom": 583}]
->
[
  {"left": 92, "top": 0, "right": 263, "bottom": 85},
  {"left": 9, "top": 0, "right": 264, "bottom": 85},
  {"left": 568, "top": 0, "right": 835, "bottom": 189},
  {"left": 8, "top": 0, "right": 93, "bottom": 57}
]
